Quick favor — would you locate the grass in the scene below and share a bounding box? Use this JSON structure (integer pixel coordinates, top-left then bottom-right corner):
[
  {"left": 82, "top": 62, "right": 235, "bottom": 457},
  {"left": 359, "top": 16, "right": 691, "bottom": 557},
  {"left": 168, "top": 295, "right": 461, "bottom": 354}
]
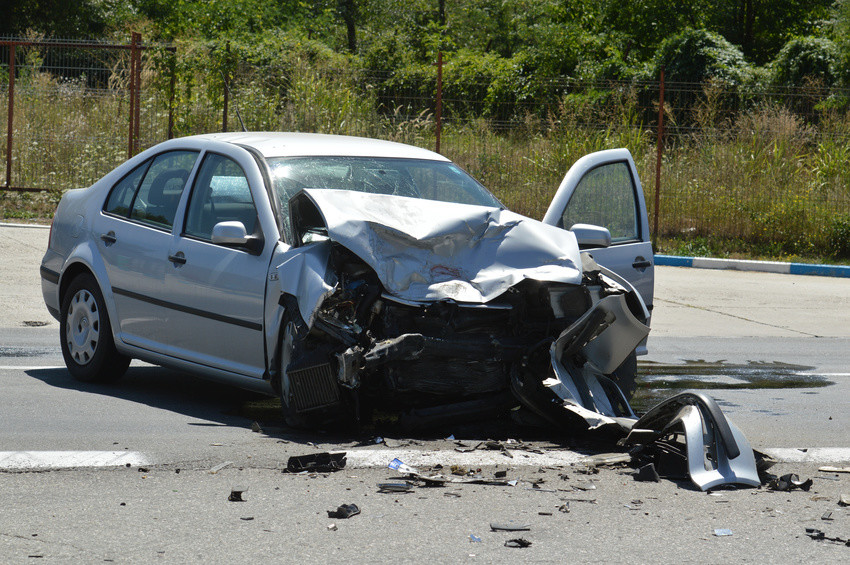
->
[{"left": 3, "top": 51, "right": 850, "bottom": 264}]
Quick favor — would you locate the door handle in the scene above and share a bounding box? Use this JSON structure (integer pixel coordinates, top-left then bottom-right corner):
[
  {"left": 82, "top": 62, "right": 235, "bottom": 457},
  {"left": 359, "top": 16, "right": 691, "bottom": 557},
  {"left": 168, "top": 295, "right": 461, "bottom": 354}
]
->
[
  {"left": 100, "top": 232, "right": 117, "bottom": 245},
  {"left": 168, "top": 252, "right": 187, "bottom": 265},
  {"left": 632, "top": 257, "right": 652, "bottom": 270}
]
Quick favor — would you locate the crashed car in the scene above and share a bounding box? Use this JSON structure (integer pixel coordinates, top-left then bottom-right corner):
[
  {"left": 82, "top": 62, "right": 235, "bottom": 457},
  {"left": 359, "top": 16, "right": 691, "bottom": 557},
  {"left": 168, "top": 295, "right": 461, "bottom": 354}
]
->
[
  {"left": 41, "top": 132, "right": 652, "bottom": 424},
  {"left": 41, "top": 133, "right": 760, "bottom": 490}
]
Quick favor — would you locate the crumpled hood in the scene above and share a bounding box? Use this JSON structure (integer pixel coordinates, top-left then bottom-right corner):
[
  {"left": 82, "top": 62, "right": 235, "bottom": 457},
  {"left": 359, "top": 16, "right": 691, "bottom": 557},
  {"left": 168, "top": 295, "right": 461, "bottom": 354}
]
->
[{"left": 299, "top": 189, "right": 582, "bottom": 303}]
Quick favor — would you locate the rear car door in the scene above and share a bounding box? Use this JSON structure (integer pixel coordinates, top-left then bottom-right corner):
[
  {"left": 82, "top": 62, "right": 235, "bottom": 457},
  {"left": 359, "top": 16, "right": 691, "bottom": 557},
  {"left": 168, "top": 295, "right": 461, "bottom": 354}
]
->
[
  {"left": 163, "top": 151, "right": 271, "bottom": 379},
  {"left": 542, "top": 148, "right": 654, "bottom": 321},
  {"left": 93, "top": 150, "right": 199, "bottom": 349}
]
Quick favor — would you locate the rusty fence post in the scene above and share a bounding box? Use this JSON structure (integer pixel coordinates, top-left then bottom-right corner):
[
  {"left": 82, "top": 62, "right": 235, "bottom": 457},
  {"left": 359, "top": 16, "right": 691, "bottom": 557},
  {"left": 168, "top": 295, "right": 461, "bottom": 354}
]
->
[
  {"left": 167, "top": 51, "right": 176, "bottom": 139},
  {"left": 435, "top": 51, "right": 442, "bottom": 154},
  {"left": 653, "top": 65, "right": 665, "bottom": 247},
  {"left": 128, "top": 33, "right": 139, "bottom": 158},
  {"left": 5, "top": 44, "right": 15, "bottom": 188}
]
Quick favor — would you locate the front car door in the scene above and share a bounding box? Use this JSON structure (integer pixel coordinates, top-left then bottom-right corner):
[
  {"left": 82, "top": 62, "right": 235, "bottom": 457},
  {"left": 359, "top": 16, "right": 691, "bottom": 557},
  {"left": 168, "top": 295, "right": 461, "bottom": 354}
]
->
[
  {"left": 163, "top": 150, "right": 272, "bottom": 379},
  {"left": 542, "top": 148, "right": 654, "bottom": 352}
]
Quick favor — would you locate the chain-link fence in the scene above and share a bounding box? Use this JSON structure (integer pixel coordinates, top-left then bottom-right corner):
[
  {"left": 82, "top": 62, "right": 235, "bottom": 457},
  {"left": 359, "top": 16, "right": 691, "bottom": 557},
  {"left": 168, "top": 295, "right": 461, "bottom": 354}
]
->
[{"left": 3, "top": 37, "right": 850, "bottom": 256}]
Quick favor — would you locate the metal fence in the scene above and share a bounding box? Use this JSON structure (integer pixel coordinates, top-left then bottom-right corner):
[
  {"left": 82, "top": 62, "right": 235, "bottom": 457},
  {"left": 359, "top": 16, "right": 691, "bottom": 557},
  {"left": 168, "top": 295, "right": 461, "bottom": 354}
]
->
[{"left": 3, "top": 37, "right": 850, "bottom": 253}]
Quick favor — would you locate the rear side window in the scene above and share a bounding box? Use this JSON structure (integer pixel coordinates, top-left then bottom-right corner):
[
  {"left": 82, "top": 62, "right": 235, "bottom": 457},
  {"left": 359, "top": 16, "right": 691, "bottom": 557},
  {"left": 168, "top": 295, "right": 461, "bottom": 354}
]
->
[
  {"left": 130, "top": 151, "right": 198, "bottom": 229},
  {"left": 104, "top": 161, "right": 150, "bottom": 217}
]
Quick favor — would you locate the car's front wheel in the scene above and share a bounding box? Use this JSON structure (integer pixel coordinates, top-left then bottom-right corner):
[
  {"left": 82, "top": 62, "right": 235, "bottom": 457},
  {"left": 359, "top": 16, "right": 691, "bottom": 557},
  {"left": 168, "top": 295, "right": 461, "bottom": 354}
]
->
[{"left": 60, "top": 273, "right": 130, "bottom": 382}]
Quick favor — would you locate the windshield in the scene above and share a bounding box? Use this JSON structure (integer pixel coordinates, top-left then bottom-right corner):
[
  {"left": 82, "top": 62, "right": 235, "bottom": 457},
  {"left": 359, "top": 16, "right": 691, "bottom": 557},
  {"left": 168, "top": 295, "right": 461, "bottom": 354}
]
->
[{"left": 267, "top": 156, "right": 501, "bottom": 210}]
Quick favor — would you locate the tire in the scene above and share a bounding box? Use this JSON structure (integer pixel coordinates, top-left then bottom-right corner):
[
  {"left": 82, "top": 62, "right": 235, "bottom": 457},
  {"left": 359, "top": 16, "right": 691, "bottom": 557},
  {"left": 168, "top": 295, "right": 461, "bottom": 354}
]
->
[
  {"left": 60, "top": 273, "right": 130, "bottom": 383},
  {"left": 608, "top": 350, "right": 638, "bottom": 400}
]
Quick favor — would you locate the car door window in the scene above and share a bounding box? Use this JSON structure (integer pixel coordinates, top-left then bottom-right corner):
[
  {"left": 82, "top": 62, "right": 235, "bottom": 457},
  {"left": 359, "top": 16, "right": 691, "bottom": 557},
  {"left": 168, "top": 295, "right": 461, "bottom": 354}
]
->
[
  {"left": 129, "top": 151, "right": 198, "bottom": 229},
  {"left": 184, "top": 153, "right": 258, "bottom": 240},
  {"left": 104, "top": 160, "right": 151, "bottom": 217},
  {"left": 559, "top": 162, "right": 639, "bottom": 243}
]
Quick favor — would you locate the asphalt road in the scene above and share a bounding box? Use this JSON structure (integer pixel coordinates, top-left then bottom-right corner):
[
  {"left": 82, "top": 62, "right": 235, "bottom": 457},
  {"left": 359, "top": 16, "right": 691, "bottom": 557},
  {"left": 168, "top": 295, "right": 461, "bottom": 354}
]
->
[{"left": 2, "top": 223, "right": 849, "bottom": 562}]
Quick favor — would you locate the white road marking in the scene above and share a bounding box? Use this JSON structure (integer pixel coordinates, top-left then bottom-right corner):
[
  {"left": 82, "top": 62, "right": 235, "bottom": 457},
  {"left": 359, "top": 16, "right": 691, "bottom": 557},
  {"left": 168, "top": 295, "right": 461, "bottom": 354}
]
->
[
  {"left": 345, "top": 448, "right": 600, "bottom": 468},
  {"left": 760, "top": 448, "right": 850, "bottom": 463},
  {"left": 0, "top": 366, "right": 66, "bottom": 371},
  {"left": 0, "top": 451, "right": 150, "bottom": 470}
]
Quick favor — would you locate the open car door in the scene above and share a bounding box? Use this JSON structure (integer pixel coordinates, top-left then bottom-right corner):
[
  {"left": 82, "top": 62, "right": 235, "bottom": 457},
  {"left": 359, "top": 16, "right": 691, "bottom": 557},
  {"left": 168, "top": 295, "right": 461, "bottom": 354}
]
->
[{"left": 542, "top": 148, "right": 654, "bottom": 352}]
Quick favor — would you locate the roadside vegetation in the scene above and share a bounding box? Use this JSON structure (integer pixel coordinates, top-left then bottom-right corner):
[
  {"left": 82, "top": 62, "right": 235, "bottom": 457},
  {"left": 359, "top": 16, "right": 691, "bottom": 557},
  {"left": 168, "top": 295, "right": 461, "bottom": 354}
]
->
[{"left": 3, "top": 1, "right": 850, "bottom": 263}]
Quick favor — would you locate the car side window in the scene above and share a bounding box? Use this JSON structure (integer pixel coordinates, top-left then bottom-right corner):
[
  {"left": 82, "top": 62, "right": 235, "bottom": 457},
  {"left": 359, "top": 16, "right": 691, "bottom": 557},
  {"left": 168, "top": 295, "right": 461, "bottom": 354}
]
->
[
  {"left": 184, "top": 153, "right": 258, "bottom": 241},
  {"left": 129, "top": 151, "right": 198, "bottom": 229},
  {"left": 104, "top": 160, "right": 151, "bottom": 217},
  {"left": 559, "top": 162, "right": 639, "bottom": 243}
]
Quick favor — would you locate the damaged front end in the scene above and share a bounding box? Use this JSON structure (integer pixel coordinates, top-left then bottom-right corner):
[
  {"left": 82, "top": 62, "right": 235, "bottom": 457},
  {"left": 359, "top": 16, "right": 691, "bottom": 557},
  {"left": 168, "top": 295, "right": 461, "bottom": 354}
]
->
[{"left": 273, "top": 188, "right": 759, "bottom": 491}]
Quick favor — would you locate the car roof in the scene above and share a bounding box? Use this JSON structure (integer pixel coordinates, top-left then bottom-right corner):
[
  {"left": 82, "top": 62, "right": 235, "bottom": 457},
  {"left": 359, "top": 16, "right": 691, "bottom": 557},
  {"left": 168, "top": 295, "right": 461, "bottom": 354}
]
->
[{"left": 188, "top": 132, "right": 450, "bottom": 161}]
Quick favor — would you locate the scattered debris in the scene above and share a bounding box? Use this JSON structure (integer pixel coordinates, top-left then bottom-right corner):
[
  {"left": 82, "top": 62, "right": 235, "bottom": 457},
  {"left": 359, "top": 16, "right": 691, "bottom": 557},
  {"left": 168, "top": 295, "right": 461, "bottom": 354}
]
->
[
  {"left": 469, "top": 534, "right": 482, "bottom": 543},
  {"left": 494, "top": 470, "right": 507, "bottom": 478},
  {"left": 240, "top": 517, "right": 254, "bottom": 521},
  {"left": 805, "top": 528, "right": 850, "bottom": 546},
  {"left": 228, "top": 486, "right": 247, "bottom": 502},
  {"left": 585, "top": 453, "right": 632, "bottom": 467},
  {"left": 571, "top": 480, "right": 597, "bottom": 491},
  {"left": 839, "top": 494, "right": 850, "bottom": 507},
  {"left": 444, "top": 492, "right": 462, "bottom": 498},
  {"left": 558, "top": 503, "right": 570, "bottom": 513},
  {"left": 327, "top": 504, "right": 361, "bottom": 519},
  {"left": 539, "top": 512, "right": 552, "bottom": 516},
  {"left": 327, "top": 524, "right": 338, "bottom": 531},
  {"left": 633, "top": 463, "right": 660, "bottom": 483},
  {"left": 209, "top": 461, "right": 233, "bottom": 474},
  {"left": 713, "top": 529, "right": 733, "bottom": 537},
  {"left": 504, "top": 538, "right": 532, "bottom": 548},
  {"left": 819, "top": 466, "right": 850, "bottom": 474},
  {"left": 822, "top": 511, "right": 834, "bottom": 521},
  {"left": 490, "top": 522, "right": 531, "bottom": 532},
  {"left": 250, "top": 421, "right": 263, "bottom": 433},
  {"left": 286, "top": 452, "right": 347, "bottom": 473},
  {"left": 378, "top": 482, "right": 413, "bottom": 493},
  {"left": 767, "top": 474, "right": 813, "bottom": 492}
]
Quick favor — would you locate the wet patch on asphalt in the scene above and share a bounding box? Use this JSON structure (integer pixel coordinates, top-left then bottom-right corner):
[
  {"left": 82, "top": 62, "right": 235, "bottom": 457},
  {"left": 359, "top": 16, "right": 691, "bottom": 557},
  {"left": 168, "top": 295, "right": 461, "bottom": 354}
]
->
[{"left": 633, "top": 360, "right": 832, "bottom": 412}]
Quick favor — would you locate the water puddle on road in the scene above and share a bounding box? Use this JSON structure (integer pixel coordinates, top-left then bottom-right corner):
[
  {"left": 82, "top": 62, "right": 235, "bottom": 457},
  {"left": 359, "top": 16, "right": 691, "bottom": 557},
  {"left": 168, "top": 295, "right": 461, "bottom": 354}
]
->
[{"left": 633, "top": 360, "right": 833, "bottom": 412}]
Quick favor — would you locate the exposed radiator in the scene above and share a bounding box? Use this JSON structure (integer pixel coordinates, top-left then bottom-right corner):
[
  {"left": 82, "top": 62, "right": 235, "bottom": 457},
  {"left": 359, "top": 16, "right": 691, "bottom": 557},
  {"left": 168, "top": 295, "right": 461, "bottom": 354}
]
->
[{"left": 288, "top": 362, "right": 340, "bottom": 413}]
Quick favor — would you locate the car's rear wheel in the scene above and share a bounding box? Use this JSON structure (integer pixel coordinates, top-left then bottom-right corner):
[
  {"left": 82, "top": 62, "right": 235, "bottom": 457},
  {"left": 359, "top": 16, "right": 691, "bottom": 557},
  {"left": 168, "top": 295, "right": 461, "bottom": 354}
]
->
[{"left": 60, "top": 273, "right": 130, "bottom": 382}]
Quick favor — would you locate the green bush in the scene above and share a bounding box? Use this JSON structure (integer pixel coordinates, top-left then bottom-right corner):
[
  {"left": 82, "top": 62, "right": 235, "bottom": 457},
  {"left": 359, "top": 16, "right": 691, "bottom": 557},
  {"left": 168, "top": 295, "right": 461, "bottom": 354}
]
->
[
  {"left": 827, "top": 214, "right": 850, "bottom": 258},
  {"left": 654, "top": 29, "right": 753, "bottom": 85},
  {"left": 770, "top": 36, "right": 838, "bottom": 87}
]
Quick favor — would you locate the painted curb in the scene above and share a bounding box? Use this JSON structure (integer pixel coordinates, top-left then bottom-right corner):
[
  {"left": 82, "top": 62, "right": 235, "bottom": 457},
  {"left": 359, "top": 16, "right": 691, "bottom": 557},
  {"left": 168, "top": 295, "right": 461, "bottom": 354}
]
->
[{"left": 655, "top": 255, "right": 850, "bottom": 279}]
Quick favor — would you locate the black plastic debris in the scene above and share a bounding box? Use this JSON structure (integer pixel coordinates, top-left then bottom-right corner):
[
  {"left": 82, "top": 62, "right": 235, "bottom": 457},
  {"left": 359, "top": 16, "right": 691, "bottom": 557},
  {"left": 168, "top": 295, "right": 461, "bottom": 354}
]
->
[
  {"left": 634, "top": 463, "right": 660, "bottom": 482},
  {"left": 504, "top": 538, "right": 532, "bottom": 548},
  {"left": 767, "top": 473, "right": 812, "bottom": 492},
  {"left": 805, "top": 528, "right": 850, "bottom": 546},
  {"left": 327, "top": 504, "right": 360, "bottom": 519},
  {"left": 558, "top": 503, "right": 570, "bottom": 513},
  {"left": 378, "top": 482, "right": 413, "bottom": 493},
  {"left": 229, "top": 486, "right": 247, "bottom": 502},
  {"left": 490, "top": 522, "right": 531, "bottom": 532},
  {"left": 286, "top": 452, "right": 347, "bottom": 473}
]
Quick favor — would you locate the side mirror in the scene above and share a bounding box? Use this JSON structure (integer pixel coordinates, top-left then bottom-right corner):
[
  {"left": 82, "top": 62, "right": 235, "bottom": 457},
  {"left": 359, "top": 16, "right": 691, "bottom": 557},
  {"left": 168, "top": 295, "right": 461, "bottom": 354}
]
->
[
  {"left": 211, "top": 221, "right": 263, "bottom": 254},
  {"left": 570, "top": 223, "right": 612, "bottom": 249}
]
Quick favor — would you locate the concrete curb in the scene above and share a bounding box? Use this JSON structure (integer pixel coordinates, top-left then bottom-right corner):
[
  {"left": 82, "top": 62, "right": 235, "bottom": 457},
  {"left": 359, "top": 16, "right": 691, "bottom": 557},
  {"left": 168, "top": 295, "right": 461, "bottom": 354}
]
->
[
  {"left": 0, "top": 222, "right": 49, "bottom": 229},
  {"left": 655, "top": 254, "right": 850, "bottom": 278}
]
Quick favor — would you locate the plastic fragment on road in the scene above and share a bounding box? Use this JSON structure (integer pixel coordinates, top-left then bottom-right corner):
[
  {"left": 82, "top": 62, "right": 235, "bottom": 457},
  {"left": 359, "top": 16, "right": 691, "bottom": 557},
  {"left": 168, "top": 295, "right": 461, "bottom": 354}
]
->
[
  {"left": 209, "top": 461, "right": 233, "bottom": 474},
  {"left": 622, "top": 392, "right": 761, "bottom": 491},
  {"left": 818, "top": 466, "right": 850, "bottom": 474},
  {"left": 839, "top": 494, "right": 850, "bottom": 507},
  {"left": 469, "top": 534, "right": 482, "bottom": 543},
  {"left": 327, "top": 524, "right": 338, "bottom": 531},
  {"left": 490, "top": 522, "right": 531, "bottom": 532},
  {"left": 327, "top": 503, "right": 361, "bottom": 519},
  {"left": 634, "top": 463, "right": 660, "bottom": 482},
  {"left": 713, "top": 529, "right": 733, "bottom": 537},
  {"left": 228, "top": 486, "right": 247, "bottom": 502},
  {"left": 805, "top": 528, "right": 850, "bottom": 546},
  {"left": 767, "top": 473, "right": 813, "bottom": 492},
  {"left": 558, "top": 503, "right": 570, "bottom": 513},
  {"left": 504, "top": 538, "right": 532, "bottom": 548},
  {"left": 378, "top": 482, "right": 413, "bottom": 493},
  {"left": 286, "top": 452, "right": 347, "bottom": 473},
  {"left": 822, "top": 511, "right": 834, "bottom": 521}
]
